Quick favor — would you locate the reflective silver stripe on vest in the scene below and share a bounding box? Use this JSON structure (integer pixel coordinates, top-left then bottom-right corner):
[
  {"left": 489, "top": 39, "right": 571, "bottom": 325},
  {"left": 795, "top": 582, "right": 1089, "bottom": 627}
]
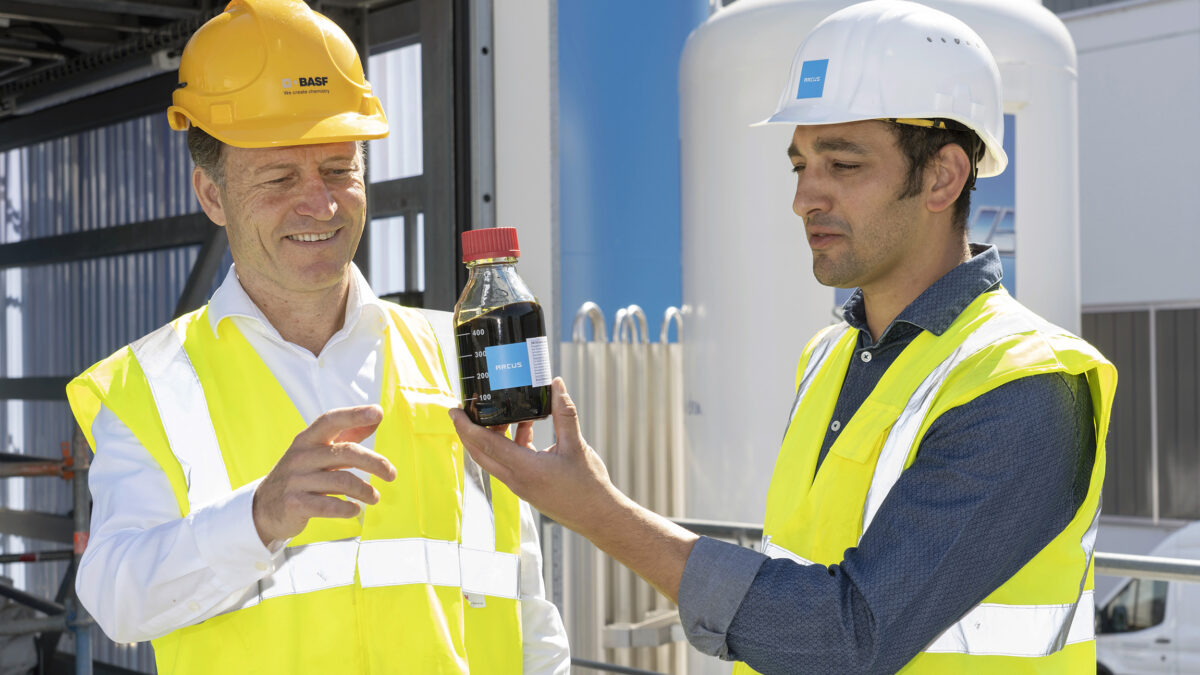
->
[
  {"left": 133, "top": 313, "right": 519, "bottom": 610},
  {"left": 357, "top": 538, "right": 519, "bottom": 599},
  {"left": 261, "top": 537, "right": 361, "bottom": 601},
  {"left": 924, "top": 589, "right": 1095, "bottom": 656},
  {"left": 129, "top": 323, "right": 232, "bottom": 507},
  {"left": 860, "top": 309, "right": 1056, "bottom": 535},
  {"left": 762, "top": 536, "right": 1097, "bottom": 658},
  {"left": 223, "top": 537, "right": 360, "bottom": 613},
  {"left": 923, "top": 502, "right": 1100, "bottom": 656},
  {"left": 783, "top": 323, "right": 852, "bottom": 440},
  {"left": 761, "top": 537, "right": 816, "bottom": 566}
]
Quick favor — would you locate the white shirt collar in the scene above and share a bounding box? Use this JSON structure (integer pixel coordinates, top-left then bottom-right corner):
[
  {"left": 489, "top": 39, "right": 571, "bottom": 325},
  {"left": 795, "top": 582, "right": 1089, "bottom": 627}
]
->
[{"left": 207, "top": 263, "right": 389, "bottom": 343}]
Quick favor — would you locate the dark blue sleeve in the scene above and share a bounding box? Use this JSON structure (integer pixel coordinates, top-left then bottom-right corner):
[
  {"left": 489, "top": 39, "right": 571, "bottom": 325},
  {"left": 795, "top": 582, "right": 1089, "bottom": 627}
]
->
[{"left": 679, "top": 371, "right": 1095, "bottom": 675}]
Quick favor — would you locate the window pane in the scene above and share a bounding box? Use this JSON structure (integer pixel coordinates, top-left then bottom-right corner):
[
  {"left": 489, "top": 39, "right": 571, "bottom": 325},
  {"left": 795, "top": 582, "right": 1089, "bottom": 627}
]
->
[
  {"left": 1131, "top": 580, "right": 1168, "bottom": 630},
  {"left": 416, "top": 212, "right": 425, "bottom": 292},
  {"left": 1102, "top": 579, "right": 1137, "bottom": 633},
  {"left": 369, "top": 215, "right": 406, "bottom": 295},
  {"left": 1102, "top": 579, "right": 1169, "bottom": 633},
  {"left": 369, "top": 213, "right": 425, "bottom": 296},
  {"left": 368, "top": 44, "right": 423, "bottom": 182}
]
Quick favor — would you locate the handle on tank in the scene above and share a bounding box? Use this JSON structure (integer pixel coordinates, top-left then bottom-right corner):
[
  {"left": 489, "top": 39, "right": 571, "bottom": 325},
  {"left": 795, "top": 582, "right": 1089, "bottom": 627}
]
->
[
  {"left": 572, "top": 301, "right": 609, "bottom": 343},
  {"left": 660, "top": 307, "right": 683, "bottom": 344},
  {"left": 616, "top": 305, "right": 649, "bottom": 344}
]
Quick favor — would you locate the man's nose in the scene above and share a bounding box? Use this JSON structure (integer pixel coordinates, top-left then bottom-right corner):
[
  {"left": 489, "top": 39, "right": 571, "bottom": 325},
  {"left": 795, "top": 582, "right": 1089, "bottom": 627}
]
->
[
  {"left": 793, "top": 172, "right": 833, "bottom": 220},
  {"left": 295, "top": 175, "right": 338, "bottom": 221}
]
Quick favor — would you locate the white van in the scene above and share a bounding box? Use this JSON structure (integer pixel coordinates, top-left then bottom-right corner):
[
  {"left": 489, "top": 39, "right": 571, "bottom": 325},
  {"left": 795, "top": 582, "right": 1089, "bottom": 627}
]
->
[{"left": 1096, "top": 521, "right": 1200, "bottom": 674}]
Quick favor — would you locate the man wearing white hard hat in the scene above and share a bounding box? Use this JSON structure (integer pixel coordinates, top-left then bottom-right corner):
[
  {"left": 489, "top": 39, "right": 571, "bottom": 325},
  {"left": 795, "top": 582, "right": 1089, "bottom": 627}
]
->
[
  {"left": 66, "top": 1, "right": 569, "bottom": 672},
  {"left": 452, "top": 1, "right": 1115, "bottom": 672}
]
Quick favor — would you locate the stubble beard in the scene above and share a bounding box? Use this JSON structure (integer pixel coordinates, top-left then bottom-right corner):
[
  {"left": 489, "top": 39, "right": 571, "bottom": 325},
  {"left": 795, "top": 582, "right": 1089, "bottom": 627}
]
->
[{"left": 812, "top": 248, "right": 863, "bottom": 289}]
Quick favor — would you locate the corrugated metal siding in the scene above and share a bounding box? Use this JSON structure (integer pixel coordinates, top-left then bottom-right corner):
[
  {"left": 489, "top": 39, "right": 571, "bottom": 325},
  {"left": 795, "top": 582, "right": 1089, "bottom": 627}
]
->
[
  {"left": 1084, "top": 307, "right": 1200, "bottom": 521},
  {"left": 0, "top": 112, "right": 209, "bottom": 673},
  {"left": 1156, "top": 309, "right": 1200, "bottom": 519},
  {"left": 1082, "top": 311, "right": 1155, "bottom": 517}
]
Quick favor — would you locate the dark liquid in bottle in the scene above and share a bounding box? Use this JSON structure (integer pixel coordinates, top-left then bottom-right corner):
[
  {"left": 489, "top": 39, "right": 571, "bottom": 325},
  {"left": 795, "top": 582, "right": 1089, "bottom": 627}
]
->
[{"left": 456, "top": 301, "right": 552, "bottom": 426}]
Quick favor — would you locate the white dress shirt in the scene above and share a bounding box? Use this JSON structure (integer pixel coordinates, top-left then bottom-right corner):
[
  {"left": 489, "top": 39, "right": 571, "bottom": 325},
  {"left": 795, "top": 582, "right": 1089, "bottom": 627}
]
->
[{"left": 76, "top": 264, "right": 570, "bottom": 673}]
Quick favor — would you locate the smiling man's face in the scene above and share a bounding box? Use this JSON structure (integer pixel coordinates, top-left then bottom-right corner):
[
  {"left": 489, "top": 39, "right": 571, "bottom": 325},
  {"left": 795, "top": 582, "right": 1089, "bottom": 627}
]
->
[{"left": 194, "top": 141, "right": 366, "bottom": 299}]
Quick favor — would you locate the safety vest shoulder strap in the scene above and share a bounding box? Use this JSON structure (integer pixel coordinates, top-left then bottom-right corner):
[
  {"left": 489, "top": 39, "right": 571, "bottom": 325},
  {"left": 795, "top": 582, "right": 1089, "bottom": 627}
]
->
[
  {"left": 129, "top": 318, "right": 231, "bottom": 509},
  {"left": 783, "top": 321, "right": 853, "bottom": 441}
]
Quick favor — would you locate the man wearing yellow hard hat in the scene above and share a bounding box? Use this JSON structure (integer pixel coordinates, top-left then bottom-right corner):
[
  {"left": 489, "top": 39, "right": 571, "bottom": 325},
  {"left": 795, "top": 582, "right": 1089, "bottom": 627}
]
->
[
  {"left": 452, "top": 1, "right": 1115, "bottom": 673},
  {"left": 65, "top": 1, "right": 569, "bottom": 672}
]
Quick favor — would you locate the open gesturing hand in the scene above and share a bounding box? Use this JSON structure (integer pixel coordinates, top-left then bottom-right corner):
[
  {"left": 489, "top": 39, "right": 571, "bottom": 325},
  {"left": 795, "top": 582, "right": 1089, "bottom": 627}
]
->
[{"left": 252, "top": 405, "right": 397, "bottom": 546}]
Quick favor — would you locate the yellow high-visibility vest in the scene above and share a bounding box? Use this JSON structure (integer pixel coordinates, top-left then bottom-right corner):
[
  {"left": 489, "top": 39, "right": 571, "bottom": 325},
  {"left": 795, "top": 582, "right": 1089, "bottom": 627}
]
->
[
  {"left": 67, "top": 303, "right": 523, "bottom": 674},
  {"left": 735, "top": 290, "right": 1115, "bottom": 674}
]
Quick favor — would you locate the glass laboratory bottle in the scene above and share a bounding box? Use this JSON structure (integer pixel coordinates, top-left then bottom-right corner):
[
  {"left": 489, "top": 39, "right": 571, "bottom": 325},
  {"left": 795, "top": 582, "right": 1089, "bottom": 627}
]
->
[{"left": 453, "top": 227, "right": 552, "bottom": 426}]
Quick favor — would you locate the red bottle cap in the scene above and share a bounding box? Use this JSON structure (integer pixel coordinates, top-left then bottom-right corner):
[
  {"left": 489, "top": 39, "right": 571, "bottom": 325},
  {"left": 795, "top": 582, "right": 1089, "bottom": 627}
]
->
[{"left": 462, "top": 227, "right": 521, "bottom": 262}]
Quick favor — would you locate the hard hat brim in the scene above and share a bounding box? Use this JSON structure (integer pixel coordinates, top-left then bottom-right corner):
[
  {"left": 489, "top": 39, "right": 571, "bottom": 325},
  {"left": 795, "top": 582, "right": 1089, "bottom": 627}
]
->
[
  {"left": 753, "top": 110, "right": 1008, "bottom": 179},
  {"left": 168, "top": 107, "right": 389, "bottom": 148}
]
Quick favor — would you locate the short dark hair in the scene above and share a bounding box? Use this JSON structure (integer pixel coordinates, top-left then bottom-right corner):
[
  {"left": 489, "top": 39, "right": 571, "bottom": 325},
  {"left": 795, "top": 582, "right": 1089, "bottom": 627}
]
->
[
  {"left": 186, "top": 125, "right": 227, "bottom": 187},
  {"left": 887, "top": 120, "right": 982, "bottom": 234}
]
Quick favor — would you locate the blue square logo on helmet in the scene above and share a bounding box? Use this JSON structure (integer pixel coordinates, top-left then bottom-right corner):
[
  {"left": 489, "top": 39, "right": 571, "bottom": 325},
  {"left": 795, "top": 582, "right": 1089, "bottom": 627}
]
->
[{"left": 796, "top": 59, "right": 829, "bottom": 99}]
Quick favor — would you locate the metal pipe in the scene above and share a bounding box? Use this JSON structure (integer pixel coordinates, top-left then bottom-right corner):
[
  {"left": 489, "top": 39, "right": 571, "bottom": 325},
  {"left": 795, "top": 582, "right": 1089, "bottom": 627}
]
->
[
  {"left": 571, "top": 658, "right": 665, "bottom": 675},
  {"left": 1095, "top": 552, "right": 1200, "bottom": 584},
  {"left": 0, "top": 11, "right": 153, "bottom": 34},
  {"left": 30, "top": 0, "right": 198, "bottom": 21},
  {"left": 70, "top": 427, "right": 93, "bottom": 675},
  {"left": 0, "top": 550, "right": 73, "bottom": 564},
  {"left": 0, "top": 46, "right": 67, "bottom": 62},
  {"left": 0, "top": 460, "right": 66, "bottom": 478},
  {"left": 0, "top": 56, "right": 30, "bottom": 81},
  {"left": 0, "top": 616, "right": 66, "bottom": 636},
  {"left": 670, "top": 517, "right": 763, "bottom": 541},
  {"left": 0, "top": 583, "right": 64, "bottom": 615}
]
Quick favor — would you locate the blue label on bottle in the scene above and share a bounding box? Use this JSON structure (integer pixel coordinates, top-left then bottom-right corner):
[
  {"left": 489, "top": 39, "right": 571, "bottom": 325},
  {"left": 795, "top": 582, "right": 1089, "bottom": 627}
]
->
[{"left": 485, "top": 342, "right": 533, "bottom": 391}]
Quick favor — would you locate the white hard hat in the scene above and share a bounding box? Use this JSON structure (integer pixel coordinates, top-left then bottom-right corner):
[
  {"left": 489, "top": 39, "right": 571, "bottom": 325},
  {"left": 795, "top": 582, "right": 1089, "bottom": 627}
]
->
[{"left": 760, "top": 0, "right": 1008, "bottom": 178}]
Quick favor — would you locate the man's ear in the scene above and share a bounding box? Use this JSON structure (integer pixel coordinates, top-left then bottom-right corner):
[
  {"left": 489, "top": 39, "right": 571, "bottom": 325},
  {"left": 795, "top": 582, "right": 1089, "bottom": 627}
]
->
[
  {"left": 926, "top": 143, "right": 971, "bottom": 215},
  {"left": 192, "top": 167, "right": 228, "bottom": 227}
]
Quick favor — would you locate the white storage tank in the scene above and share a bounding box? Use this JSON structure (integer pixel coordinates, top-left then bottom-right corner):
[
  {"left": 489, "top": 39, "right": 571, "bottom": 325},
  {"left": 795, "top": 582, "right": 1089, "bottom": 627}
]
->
[{"left": 679, "top": 0, "right": 1080, "bottom": 523}]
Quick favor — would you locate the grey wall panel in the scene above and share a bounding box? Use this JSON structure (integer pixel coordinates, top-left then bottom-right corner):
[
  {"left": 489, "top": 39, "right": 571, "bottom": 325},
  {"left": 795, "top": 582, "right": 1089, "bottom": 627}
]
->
[
  {"left": 1157, "top": 309, "right": 1200, "bottom": 519},
  {"left": 1083, "top": 311, "right": 1154, "bottom": 518}
]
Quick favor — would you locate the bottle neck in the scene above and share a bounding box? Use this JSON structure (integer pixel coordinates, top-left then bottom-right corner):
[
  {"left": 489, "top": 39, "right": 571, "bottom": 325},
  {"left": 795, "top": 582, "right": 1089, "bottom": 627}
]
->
[
  {"left": 456, "top": 256, "right": 535, "bottom": 316},
  {"left": 465, "top": 256, "right": 518, "bottom": 268}
]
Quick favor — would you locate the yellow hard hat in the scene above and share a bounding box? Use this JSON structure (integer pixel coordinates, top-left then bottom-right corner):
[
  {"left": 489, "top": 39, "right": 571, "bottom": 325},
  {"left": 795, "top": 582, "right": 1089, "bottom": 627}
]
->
[{"left": 166, "top": 0, "right": 388, "bottom": 147}]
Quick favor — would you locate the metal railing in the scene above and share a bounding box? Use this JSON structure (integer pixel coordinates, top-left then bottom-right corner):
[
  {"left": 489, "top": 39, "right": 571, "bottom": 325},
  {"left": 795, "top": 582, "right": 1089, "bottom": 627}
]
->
[
  {"left": 571, "top": 658, "right": 667, "bottom": 675},
  {"left": 545, "top": 515, "right": 1200, "bottom": 674},
  {"left": 1094, "top": 552, "right": 1200, "bottom": 583},
  {"left": 670, "top": 518, "right": 1200, "bottom": 584}
]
